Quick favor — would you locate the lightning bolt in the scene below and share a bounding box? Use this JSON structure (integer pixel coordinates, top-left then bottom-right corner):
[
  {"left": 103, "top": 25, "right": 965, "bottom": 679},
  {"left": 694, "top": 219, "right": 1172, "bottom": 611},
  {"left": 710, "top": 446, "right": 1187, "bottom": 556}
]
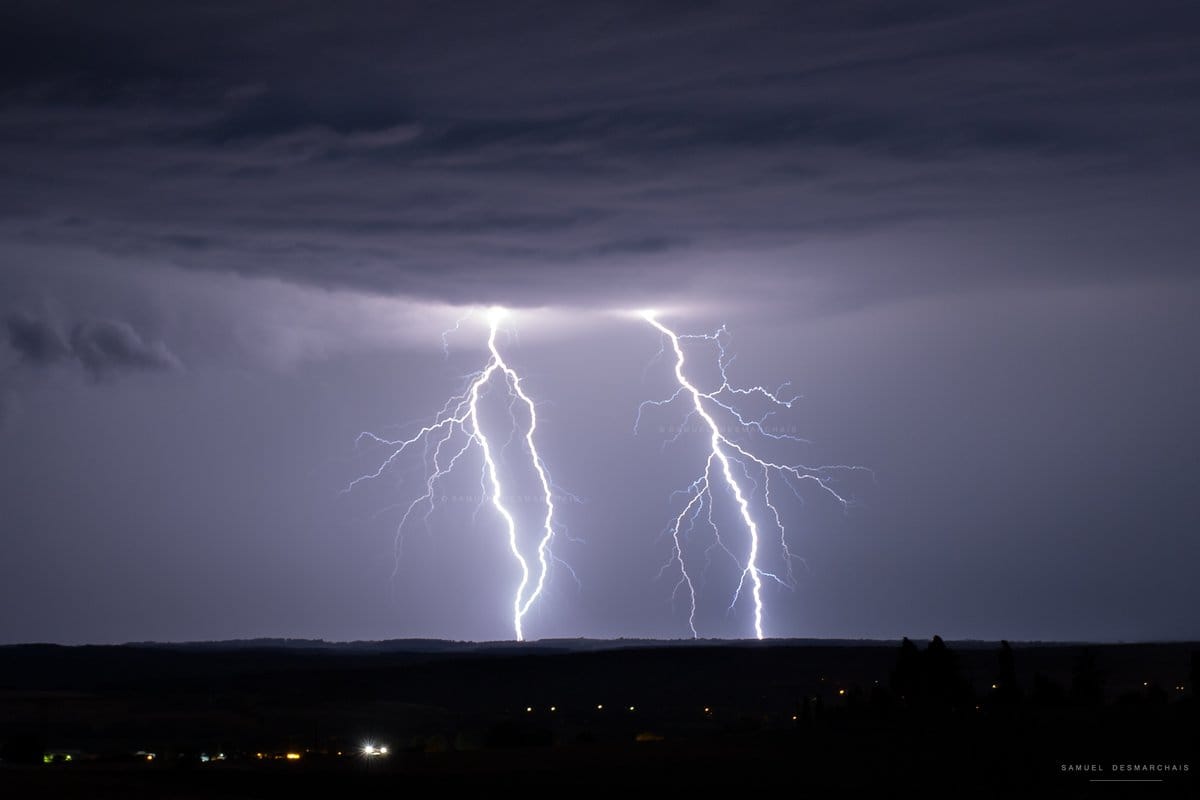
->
[
  {"left": 638, "top": 311, "right": 868, "bottom": 640},
  {"left": 346, "top": 307, "right": 564, "bottom": 642}
]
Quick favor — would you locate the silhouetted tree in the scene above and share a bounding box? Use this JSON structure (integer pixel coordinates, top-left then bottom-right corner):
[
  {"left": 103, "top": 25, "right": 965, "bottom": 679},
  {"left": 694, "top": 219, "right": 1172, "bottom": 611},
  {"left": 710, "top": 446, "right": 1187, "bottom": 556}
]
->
[
  {"left": 1070, "top": 648, "right": 1105, "bottom": 708},
  {"left": 889, "top": 635, "right": 973, "bottom": 710},
  {"left": 992, "top": 640, "right": 1023, "bottom": 706},
  {"left": 923, "top": 635, "right": 973, "bottom": 709},
  {"left": 890, "top": 637, "right": 922, "bottom": 703}
]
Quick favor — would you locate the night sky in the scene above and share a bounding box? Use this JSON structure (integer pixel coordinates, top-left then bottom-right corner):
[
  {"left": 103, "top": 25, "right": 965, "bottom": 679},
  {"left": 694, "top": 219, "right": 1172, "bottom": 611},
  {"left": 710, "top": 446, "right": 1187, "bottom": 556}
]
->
[{"left": 2, "top": 1, "right": 1198, "bottom": 643}]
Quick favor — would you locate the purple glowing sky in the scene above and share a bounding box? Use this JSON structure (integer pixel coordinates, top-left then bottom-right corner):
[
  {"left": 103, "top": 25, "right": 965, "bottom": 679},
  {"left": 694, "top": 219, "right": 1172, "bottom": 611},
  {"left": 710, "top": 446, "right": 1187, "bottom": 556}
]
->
[{"left": 1, "top": 1, "right": 1198, "bottom": 642}]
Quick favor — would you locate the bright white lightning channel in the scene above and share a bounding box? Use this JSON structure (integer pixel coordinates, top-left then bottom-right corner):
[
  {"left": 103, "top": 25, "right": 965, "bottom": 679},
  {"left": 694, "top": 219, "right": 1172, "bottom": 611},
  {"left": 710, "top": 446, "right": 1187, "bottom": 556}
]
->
[
  {"left": 345, "top": 307, "right": 563, "bottom": 642},
  {"left": 638, "top": 312, "right": 867, "bottom": 640}
]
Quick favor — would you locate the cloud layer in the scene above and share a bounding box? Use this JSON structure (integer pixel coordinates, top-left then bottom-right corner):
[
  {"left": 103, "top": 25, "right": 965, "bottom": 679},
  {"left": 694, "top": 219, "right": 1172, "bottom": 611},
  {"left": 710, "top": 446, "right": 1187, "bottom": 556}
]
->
[{"left": 1, "top": 0, "right": 1197, "bottom": 308}]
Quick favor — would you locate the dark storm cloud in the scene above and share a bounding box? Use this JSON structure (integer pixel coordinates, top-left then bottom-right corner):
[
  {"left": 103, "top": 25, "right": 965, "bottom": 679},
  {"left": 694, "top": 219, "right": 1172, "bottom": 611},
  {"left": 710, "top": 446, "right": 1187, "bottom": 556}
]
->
[
  {"left": 1, "top": 0, "right": 1197, "bottom": 307},
  {"left": 3, "top": 312, "right": 180, "bottom": 378},
  {"left": 3, "top": 312, "right": 71, "bottom": 365}
]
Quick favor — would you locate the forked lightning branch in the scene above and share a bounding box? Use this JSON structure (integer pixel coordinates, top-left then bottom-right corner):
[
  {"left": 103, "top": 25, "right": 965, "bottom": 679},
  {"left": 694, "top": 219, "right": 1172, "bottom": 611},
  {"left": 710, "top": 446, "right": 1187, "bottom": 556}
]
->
[{"left": 346, "top": 307, "right": 866, "bottom": 641}]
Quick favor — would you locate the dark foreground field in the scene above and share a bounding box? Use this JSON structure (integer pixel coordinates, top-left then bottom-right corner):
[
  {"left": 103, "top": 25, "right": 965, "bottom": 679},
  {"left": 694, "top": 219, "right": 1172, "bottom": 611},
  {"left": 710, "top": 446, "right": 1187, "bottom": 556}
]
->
[{"left": 1, "top": 638, "right": 1196, "bottom": 796}]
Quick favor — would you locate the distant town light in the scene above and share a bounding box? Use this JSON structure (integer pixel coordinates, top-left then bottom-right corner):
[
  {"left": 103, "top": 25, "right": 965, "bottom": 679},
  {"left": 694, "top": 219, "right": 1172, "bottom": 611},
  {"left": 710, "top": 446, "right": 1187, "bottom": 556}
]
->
[
  {"left": 285, "top": 753, "right": 301, "bottom": 761},
  {"left": 42, "top": 752, "right": 76, "bottom": 764}
]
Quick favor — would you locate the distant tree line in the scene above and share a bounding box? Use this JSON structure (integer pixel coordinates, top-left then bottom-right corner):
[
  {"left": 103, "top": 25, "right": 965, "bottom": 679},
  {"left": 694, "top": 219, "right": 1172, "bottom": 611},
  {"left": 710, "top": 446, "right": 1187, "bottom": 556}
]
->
[{"left": 808, "top": 636, "right": 1199, "bottom": 719}]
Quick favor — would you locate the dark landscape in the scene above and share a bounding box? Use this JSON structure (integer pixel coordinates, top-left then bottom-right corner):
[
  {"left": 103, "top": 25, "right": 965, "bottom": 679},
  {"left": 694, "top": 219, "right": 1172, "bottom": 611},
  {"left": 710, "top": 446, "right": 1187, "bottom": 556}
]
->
[
  {"left": 3, "top": 2, "right": 1199, "bottom": 796},
  {"left": 1, "top": 638, "right": 1196, "bottom": 795}
]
